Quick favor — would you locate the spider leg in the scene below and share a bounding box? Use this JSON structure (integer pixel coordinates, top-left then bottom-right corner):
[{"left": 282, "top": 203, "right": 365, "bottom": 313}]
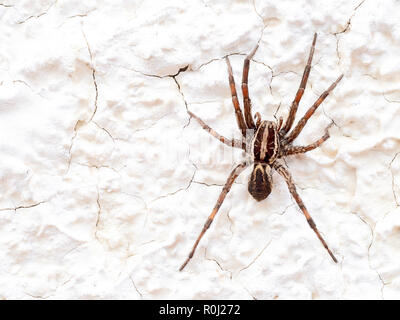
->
[
  {"left": 188, "top": 110, "right": 245, "bottom": 150},
  {"left": 280, "top": 33, "right": 317, "bottom": 136},
  {"left": 284, "top": 74, "right": 343, "bottom": 144},
  {"left": 226, "top": 57, "right": 247, "bottom": 136},
  {"left": 242, "top": 44, "right": 258, "bottom": 129},
  {"left": 283, "top": 123, "right": 332, "bottom": 156},
  {"left": 179, "top": 162, "right": 248, "bottom": 271},
  {"left": 255, "top": 112, "right": 262, "bottom": 127},
  {"left": 273, "top": 162, "right": 338, "bottom": 263},
  {"left": 277, "top": 116, "right": 284, "bottom": 131}
]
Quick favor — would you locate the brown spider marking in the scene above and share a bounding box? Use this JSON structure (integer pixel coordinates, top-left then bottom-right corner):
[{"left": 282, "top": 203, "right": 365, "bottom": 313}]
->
[{"left": 180, "top": 33, "right": 343, "bottom": 271}]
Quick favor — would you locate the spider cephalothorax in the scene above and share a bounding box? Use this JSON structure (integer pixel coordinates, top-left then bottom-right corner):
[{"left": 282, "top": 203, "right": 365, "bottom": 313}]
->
[{"left": 180, "top": 33, "right": 343, "bottom": 271}]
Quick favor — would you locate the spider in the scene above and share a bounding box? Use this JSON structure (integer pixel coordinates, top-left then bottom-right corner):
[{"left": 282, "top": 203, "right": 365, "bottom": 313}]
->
[{"left": 180, "top": 33, "right": 343, "bottom": 271}]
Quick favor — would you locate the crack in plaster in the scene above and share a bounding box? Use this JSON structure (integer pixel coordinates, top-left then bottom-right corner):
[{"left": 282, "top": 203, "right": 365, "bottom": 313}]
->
[
  {"left": 151, "top": 163, "right": 197, "bottom": 202},
  {"left": 204, "top": 248, "right": 233, "bottom": 280},
  {"left": 389, "top": 152, "right": 400, "bottom": 207},
  {"left": 62, "top": 243, "right": 84, "bottom": 261},
  {"left": 23, "top": 274, "right": 72, "bottom": 300},
  {"left": 193, "top": 46, "right": 261, "bottom": 73},
  {"left": 238, "top": 238, "right": 273, "bottom": 274},
  {"left": 333, "top": 0, "right": 367, "bottom": 64},
  {"left": 65, "top": 9, "right": 96, "bottom": 21},
  {"left": 322, "top": 106, "right": 341, "bottom": 130},
  {"left": 78, "top": 164, "right": 126, "bottom": 246},
  {"left": 252, "top": 0, "right": 270, "bottom": 48},
  {"left": 55, "top": 9, "right": 98, "bottom": 29},
  {"left": 24, "top": 292, "right": 49, "bottom": 300},
  {"left": 75, "top": 162, "right": 123, "bottom": 176},
  {"left": 203, "top": 248, "right": 259, "bottom": 299},
  {"left": 171, "top": 74, "right": 193, "bottom": 130},
  {"left": 365, "top": 219, "right": 387, "bottom": 300},
  {"left": 252, "top": 0, "right": 264, "bottom": 25},
  {"left": 333, "top": 0, "right": 366, "bottom": 36},
  {"left": 94, "top": 185, "right": 102, "bottom": 242},
  {"left": 0, "top": 77, "right": 53, "bottom": 101},
  {"left": 66, "top": 120, "right": 83, "bottom": 174},
  {"left": 66, "top": 28, "right": 112, "bottom": 175},
  {"left": 120, "top": 64, "right": 189, "bottom": 80},
  {"left": 251, "top": 58, "right": 274, "bottom": 96},
  {"left": 242, "top": 285, "right": 258, "bottom": 300},
  {"left": 0, "top": 200, "right": 47, "bottom": 213},
  {"left": 129, "top": 276, "right": 143, "bottom": 299},
  {"left": 17, "top": 0, "right": 58, "bottom": 24},
  {"left": 81, "top": 30, "right": 99, "bottom": 123},
  {"left": 194, "top": 53, "right": 246, "bottom": 72},
  {"left": 307, "top": 82, "right": 353, "bottom": 140},
  {"left": 93, "top": 121, "right": 116, "bottom": 143},
  {"left": 273, "top": 203, "right": 295, "bottom": 217},
  {"left": 226, "top": 210, "right": 234, "bottom": 242},
  {"left": 192, "top": 180, "right": 243, "bottom": 187},
  {"left": 350, "top": 209, "right": 386, "bottom": 299},
  {"left": 172, "top": 72, "right": 189, "bottom": 112},
  {"left": 12, "top": 79, "right": 46, "bottom": 99},
  {"left": 251, "top": 58, "right": 307, "bottom": 103},
  {"left": 131, "top": 112, "right": 174, "bottom": 135},
  {"left": 125, "top": 65, "right": 191, "bottom": 129}
]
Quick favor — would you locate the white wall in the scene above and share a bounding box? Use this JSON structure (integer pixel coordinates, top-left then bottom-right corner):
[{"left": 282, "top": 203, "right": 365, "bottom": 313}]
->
[{"left": 0, "top": 0, "right": 399, "bottom": 299}]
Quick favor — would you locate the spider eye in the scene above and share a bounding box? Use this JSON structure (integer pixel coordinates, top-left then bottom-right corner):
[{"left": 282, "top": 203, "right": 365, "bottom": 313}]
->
[{"left": 248, "top": 163, "right": 272, "bottom": 201}]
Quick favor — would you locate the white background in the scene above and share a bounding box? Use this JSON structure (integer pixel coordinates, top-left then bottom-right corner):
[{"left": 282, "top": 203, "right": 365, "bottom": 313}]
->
[{"left": 0, "top": 0, "right": 399, "bottom": 299}]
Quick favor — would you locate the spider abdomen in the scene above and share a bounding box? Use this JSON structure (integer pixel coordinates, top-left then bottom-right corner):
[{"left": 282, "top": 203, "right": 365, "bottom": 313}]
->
[{"left": 248, "top": 163, "right": 273, "bottom": 201}]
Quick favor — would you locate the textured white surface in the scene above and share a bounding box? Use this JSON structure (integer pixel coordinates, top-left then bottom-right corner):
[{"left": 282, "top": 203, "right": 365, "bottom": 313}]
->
[{"left": 0, "top": 0, "right": 400, "bottom": 300}]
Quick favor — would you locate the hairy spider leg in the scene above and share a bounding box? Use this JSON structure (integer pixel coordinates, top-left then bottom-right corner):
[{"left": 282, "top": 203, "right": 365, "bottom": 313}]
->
[
  {"left": 187, "top": 110, "right": 245, "bottom": 150},
  {"left": 284, "top": 74, "right": 343, "bottom": 144},
  {"left": 273, "top": 162, "right": 338, "bottom": 263},
  {"left": 242, "top": 44, "right": 259, "bottom": 129},
  {"left": 280, "top": 33, "right": 317, "bottom": 136},
  {"left": 226, "top": 57, "right": 247, "bottom": 136},
  {"left": 277, "top": 116, "right": 284, "bottom": 131},
  {"left": 283, "top": 123, "right": 332, "bottom": 156},
  {"left": 179, "top": 162, "right": 248, "bottom": 271}
]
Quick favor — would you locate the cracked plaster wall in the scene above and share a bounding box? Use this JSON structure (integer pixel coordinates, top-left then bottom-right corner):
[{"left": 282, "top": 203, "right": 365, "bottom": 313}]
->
[{"left": 0, "top": 0, "right": 399, "bottom": 300}]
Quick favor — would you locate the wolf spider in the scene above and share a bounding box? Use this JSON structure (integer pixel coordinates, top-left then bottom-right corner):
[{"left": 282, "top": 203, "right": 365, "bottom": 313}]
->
[{"left": 180, "top": 33, "right": 343, "bottom": 271}]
